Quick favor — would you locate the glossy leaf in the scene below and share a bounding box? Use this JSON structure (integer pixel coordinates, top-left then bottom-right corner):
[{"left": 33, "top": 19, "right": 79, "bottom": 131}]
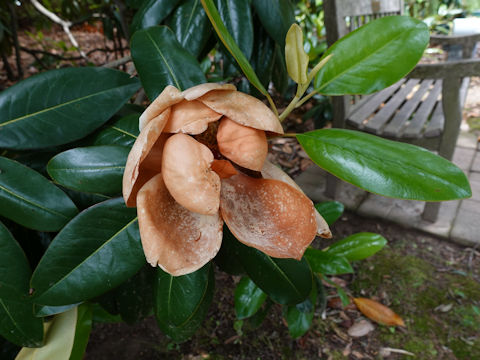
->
[
  {"left": 314, "top": 16, "right": 429, "bottom": 95},
  {"left": 304, "top": 248, "right": 353, "bottom": 275},
  {"left": 47, "top": 146, "right": 130, "bottom": 196},
  {"left": 15, "top": 307, "right": 77, "bottom": 360},
  {"left": 0, "top": 68, "right": 140, "bottom": 150},
  {"left": 314, "top": 201, "right": 344, "bottom": 226},
  {"left": 34, "top": 303, "right": 80, "bottom": 317},
  {"left": 131, "top": 26, "right": 206, "bottom": 99},
  {"left": 285, "top": 24, "right": 309, "bottom": 84},
  {"left": 272, "top": 44, "right": 289, "bottom": 94},
  {"left": 168, "top": 0, "right": 211, "bottom": 58},
  {"left": 353, "top": 298, "right": 405, "bottom": 327},
  {"left": 252, "top": 0, "right": 295, "bottom": 49},
  {"left": 92, "top": 113, "right": 140, "bottom": 147},
  {"left": 236, "top": 240, "right": 312, "bottom": 305},
  {"left": 214, "top": 225, "right": 244, "bottom": 275},
  {"left": 284, "top": 278, "right": 316, "bottom": 338},
  {"left": 69, "top": 304, "right": 93, "bottom": 360},
  {"left": 201, "top": 0, "right": 269, "bottom": 98},
  {"left": 215, "top": 0, "right": 253, "bottom": 60},
  {"left": 31, "top": 198, "right": 144, "bottom": 306},
  {"left": 250, "top": 21, "right": 276, "bottom": 91},
  {"left": 0, "top": 221, "right": 31, "bottom": 300},
  {"left": 130, "top": 0, "right": 181, "bottom": 34},
  {"left": 327, "top": 232, "right": 387, "bottom": 261},
  {"left": 154, "top": 264, "right": 214, "bottom": 343},
  {"left": 0, "top": 157, "right": 78, "bottom": 231},
  {"left": 235, "top": 277, "right": 267, "bottom": 320},
  {"left": 297, "top": 129, "right": 472, "bottom": 201}
]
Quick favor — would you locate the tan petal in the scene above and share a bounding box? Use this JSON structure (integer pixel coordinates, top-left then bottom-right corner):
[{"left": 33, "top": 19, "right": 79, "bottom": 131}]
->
[
  {"left": 211, "top": 159, "right": 238, "bottom": 179},
  {"left": 216, "top": 117, "right": 268, "bottom": 171},
  {"left": 261, "top": 160, "right": 331, "bottom": 238},
  {"left": 163, "top": 99, "right": 222, "bottom": 135},
  {"left": 182, "top": 83, "right": 237, "bottom": 100},
  {"left": 198, "top": 90, "right": 284, "bottom": 133},
  {"left": 137, "top": 173, "right": 223, "bottom": 276},
  {"left": 123, "top": 109, "right": 171, "bottom": 207},
  {"left": 139, "top": 85, "right": 183, "bottom": 130},
  {"left": 220, "top": 172, "right": 317, "bottom": 259},
  {"left": 162, "top": 133, "right": 220, "bottom": 215}
]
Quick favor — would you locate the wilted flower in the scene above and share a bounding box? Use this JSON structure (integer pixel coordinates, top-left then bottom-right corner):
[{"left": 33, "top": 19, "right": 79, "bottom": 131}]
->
[{"left": 122, "top": 83, "right": 331, "bottom": 276}]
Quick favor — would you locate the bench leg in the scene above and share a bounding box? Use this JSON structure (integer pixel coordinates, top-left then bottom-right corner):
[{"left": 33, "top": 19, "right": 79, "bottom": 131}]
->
[{"left": 422, "top": 202, "right": 441, "bottom": 222}]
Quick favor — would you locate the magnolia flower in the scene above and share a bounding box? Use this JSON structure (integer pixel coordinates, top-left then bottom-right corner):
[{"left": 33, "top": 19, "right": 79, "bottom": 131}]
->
[{"left": 122, "top": 83, "right": 331, "bottom": 276}]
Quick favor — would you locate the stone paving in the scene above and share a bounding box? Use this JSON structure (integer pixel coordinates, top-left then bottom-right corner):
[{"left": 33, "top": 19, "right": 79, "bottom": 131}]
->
[{"left": 295, "top": 130, "right": 480, "bottom": 248}]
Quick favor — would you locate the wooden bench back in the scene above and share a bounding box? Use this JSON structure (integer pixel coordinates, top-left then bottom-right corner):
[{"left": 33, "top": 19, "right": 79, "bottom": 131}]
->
[{"left": 324, "top": 0, "right": 404, "bottom": 46}]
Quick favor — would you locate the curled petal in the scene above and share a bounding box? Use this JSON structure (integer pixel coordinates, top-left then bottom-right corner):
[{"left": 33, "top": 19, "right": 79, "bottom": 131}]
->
[
  {"left": 261, "top": 160, "right": 331, "bottom": 238},
  {"left": 220, "top": 173, "right": 318, "bottom": 259},
  {"left": 217, "top": 117, "right": 268, "bottom": 171},
  {"left": 137, "top": 174, "right": 223, "bottom": 276},
  {"left": 211, "top": 159, "right": 238, "bottom": 179},
  {"left": 198, "top": 90, "right": 284, "bottom": 134},
  {"left": 139, "top": 85, "right": 183, "bottom": 130},
  {"left": 162, "top": 133, "right": 220, "bottom": 215},
  {"left": 182, "top": 83, "right": 236, "bottom": 100},
  {"left": 123, "top": 109, "right": 170, "bottom": 207},
  {"left": 163, "top": 100, "right": 222, "bottom": 135}
]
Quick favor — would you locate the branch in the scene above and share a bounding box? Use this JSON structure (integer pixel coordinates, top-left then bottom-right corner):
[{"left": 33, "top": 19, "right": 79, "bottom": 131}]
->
[
  {"left": 102, "top": 55, "right": 132, "bottom": 68},
  {"left": 30, "top": 0, "right": 88, "bottom": 60},
  {"left": 20, "top": 46, "right": 128, "bottom": 62}
]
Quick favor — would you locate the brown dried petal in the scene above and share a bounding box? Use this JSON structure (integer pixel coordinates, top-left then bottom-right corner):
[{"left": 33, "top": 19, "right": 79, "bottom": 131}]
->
[
  {"left": 137, "top": 173, "right": 223, "bottom": 276},
  {"left": 123, "top": 109, "right": 171, "bottom": 207},
  {"left": 182, "top": 83, "right": 236, "bottom": 100},
  {"left": 220, "top": 172, "right": 317, "bottom": 259},
  {"left": 217, "top": 117, "right": 268, "bottom": 171},
  {"left": 261, "top": 160, "right": 331, "bottom": 238},
  {"left": 139, "top": 85, "right": 183, "bottom": 130},
  {"left": 162, "top": 133, "right": 220, "bottom": 215},
  {"left": 163, "top": 100, "right": 222, "bottom": 135},
  {"left": 211, "top": 159, "right": 238, "bottom": 179},
  {"left": 198, "top": 90, "right": 284, "bottom": 134}
]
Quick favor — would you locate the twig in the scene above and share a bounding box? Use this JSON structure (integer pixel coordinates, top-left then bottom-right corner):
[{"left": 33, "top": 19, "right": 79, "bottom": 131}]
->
[
  {"left": 103, "top": 55, "right": 132, "bottom": 68},
  {"left": 7, "top": 2, "right": 23, "bottom": 79},
  {"left": 20, "top": 46, "right": 128, "bottom": 62},
  {"left": 30, "top": 0, "right": 88, "bottom": 60}
]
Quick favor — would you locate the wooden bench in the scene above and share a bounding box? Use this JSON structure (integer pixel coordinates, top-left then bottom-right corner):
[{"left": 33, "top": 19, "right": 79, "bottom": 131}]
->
[{"left": 323, "top": 0, "right": 480, "bottom": 222}]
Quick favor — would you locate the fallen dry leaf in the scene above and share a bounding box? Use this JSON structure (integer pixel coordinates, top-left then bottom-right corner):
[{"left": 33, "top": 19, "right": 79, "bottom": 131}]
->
[
  {"left": 353, "top": 297, "right": 405, "bottom": 327},
  {"left": 347, "top": 319, "right": 375, "bottom": 338}
]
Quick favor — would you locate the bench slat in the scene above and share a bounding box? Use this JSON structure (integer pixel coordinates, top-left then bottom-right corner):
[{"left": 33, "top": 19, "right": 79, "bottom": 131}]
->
[
  {"left": 424, "top": 101, "right": 444, "bottom": 138},
  {"left": 403, "top": 80, "right": 442, "bottom": 138},
  {"left": 382, "top": 79, "right": 434, "bottom": 137},
  {"left": 364, "top": 79, "right": 420, "bottom": 133}
]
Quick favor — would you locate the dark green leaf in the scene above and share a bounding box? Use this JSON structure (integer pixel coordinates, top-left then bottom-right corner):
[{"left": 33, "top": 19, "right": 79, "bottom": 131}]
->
[
  {"left": 304, "top": 248, "right": 353, "bottom": 275},
  {"left": 0, "top": 221, "right": 31, "bottom": 300},
  {"left": 0, "top": 298, "right": 44, "bottom": 347},
  {"left": 201, "top": 0, "right": 269, "bottom": 97},
  {"left": 314, "top": 201, "right": 344, "bottom": 226},
  {"left": 31, "top": 198, "right": 144, "bottom": 306},
  {"left": 297, "top": 129, "right": 472, "bottom": 201},
  {"left": 131, "top": 26, "right": 206, "bottom": 99},
  {"left": 315, "top": 275, "right": 327, "bottom": 314},
  {"left": 234, "top": 277, "right": 267, "bottom": 320},
  {"left": 47, "top": 146, "right": 130, "bottom": 196},
  {"left": 246, "top": 298, "right": 273, "bottom": 329},
  {"left": 91, "top": 304, "right": 122, "bottom": 323},
  {"left": 272, "top": 44, "right": 289, "bottom": 94},
  {"left": 0, "top": 68, "right": 140, "bottom": 150},
  {"left": 326, "top": 232, "right": 387, "bottom": 261},
  {"left": 154, "top": 263, "right": 214, "bottom": 343},
  {"left": 314, "top": 16, "right": 429, "bottom": 95},
  {"left": 252, "top": 0, "right": 295, "bottom": 49},
  {"left": 69, "top": 304, "right": 93, "bottom": 360},
  {"left": 130, "top": 0, "right": 181, "bottom": 34},
  {"left": 250, "top": 20, "right": 276, "bottom": 91},
  {"left": 215, "top": 0, "right": 254, "bottom": 59},
  {"left": 93, "top": 114, "right": 140, "bottom": 147},
  {"left": 111, "top": 265, "right": 155, "bottom": 324},
  {"left": 284, "top": 278, "right": 316, "bottom": 339},
  {"left": 322, "top": 276, "right": 350, "bottom": 306},
  {"left": 0, "top": 157, "right": 78, "bottom": 231},
  {"left": 168, "top": 0, "right": 211, "bottom": 58},
  {"left": 236, "top": 240, "right": 312, "bottom": 305},
  {"left": 0, "top": 337, "right": 20, "bottom": 360},
  {"left": 34, "top": 303, "right": 80, "bottom": 317},
  {"left": 214, "top": 225, "right": 244, "bottom": 275}
]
